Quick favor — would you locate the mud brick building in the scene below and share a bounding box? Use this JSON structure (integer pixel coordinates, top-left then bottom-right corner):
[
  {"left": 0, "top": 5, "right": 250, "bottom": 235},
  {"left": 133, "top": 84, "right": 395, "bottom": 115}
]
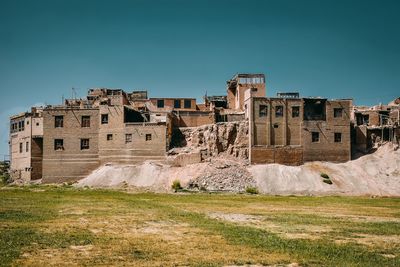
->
[
  {"left": 352, "top": 100, "right": 400, "bottom": 152},
  {"left": 11, "top": 72, "right": 391, "bottom": 183},
  {"left": 245, "top": 91, "right": 352, "bottom": 165}
]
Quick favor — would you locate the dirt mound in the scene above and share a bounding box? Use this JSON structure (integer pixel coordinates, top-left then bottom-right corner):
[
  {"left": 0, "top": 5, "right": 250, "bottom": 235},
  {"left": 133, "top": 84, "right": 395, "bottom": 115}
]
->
[
  {"left": 77, "top": 143, "right": 400, "bottom": 196},
  {"left": 187, "top": 160, "right": 255, "bottom": 192},
  {"left": 251, "top": 143, "right": 400, "bottom": 196}
]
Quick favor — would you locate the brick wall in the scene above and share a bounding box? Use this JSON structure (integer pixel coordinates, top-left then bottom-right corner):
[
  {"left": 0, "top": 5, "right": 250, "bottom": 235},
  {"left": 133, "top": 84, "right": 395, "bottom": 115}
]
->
[{"left": 42, "top": 108, "right": 100, "bottom": 183}]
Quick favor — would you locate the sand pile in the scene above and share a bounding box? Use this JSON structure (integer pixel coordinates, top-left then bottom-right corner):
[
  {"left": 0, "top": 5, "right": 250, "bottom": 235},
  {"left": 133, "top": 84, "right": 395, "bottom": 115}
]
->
[
  {"left": 251, "top": 143, "right": 400, "bottom": 196},
  {"left": 77, "top": 143, "right": 400, "bottom": 196}
]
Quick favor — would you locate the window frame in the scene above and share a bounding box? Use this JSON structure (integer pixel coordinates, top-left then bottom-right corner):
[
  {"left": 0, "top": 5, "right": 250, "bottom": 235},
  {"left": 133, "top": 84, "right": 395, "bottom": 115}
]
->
[
  {"left": 157, "top": 99, "right": 164, "bottom": 108},
  {"left": 275, "top": 105, "right": 284, "bottom": 117},
  {"left": 145, "top": 134, "right": 152, "bottom": 141},
  {"left": 81, "top": 116, "right": 91, "bottom": 128},
  {"left": 107, "top": 134, "right": 113, "bottom": 141},
  {"left": 334, "top": 108, "right": 343, "bottom": 118},
  {"left": 101, "top": 114, "right": 109, "bottom": 124},
  {"left": 334, "top": 132, "right": 342, "bottom": 143},
  {"left": 259, "top": 105, "right": 268, "bottom": 117},
  {"left": 311, "top": 132, "right": 320, "bottom": 143},
  {"left": 292, "top": 106, "right": 300, "bottom": 118},
  {"left": 55, "top": 116, "right": 64, "bottom": 128},
  {"left": 54, "top": 139, "right": 64, "bottom": 151},
  {"left": 125, "top": 133, "right": 132, "bottom": 143},
  {"left": 174, "top": 99, "right": 181, "bottom": 109},
  {"left": 184, "top": 99, "right": 192, "bottom": 109},
  {"left": 80, "top": 138, "right": 90, "bottom": 150}
]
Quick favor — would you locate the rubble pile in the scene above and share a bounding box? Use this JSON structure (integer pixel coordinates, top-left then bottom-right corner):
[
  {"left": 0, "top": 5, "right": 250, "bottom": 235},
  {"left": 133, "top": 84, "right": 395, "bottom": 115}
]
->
[
  {"left": 172, "top": 121, "right": 249, "bottom": 159},
  {"left": 187, "top": 159, "right": 256, "bottom": 192}
]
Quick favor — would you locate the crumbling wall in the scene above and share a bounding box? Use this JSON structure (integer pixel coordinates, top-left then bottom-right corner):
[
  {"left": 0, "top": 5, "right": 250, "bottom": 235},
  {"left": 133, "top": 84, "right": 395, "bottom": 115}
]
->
[{"left": 170, "top": 121, "right": 249, "bottom": 160}]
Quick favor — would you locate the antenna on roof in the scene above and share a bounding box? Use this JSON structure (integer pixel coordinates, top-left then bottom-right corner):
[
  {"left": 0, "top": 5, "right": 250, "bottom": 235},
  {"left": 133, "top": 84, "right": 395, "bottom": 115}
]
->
[{"left": 72, "top": 87, "right": 77, "bottom": 100}]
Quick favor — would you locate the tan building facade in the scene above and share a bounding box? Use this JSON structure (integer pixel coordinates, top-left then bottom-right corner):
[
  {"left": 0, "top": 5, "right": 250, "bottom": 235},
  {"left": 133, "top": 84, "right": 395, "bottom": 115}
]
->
[
  {"left": 9, "top": 73, "right": 367, "bottom": 183},
  {"left": 246, "top": 93, "right": 352, "bottom": 165}
]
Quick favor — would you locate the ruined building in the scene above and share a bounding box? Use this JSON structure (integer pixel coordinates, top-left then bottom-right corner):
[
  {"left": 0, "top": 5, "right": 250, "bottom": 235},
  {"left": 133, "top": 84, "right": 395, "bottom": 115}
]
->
[
  {"left": 245, "top": 91, "right": 352, "bottom": 165},
  {"left": 9, "top": 73, "right": 398, "bottom": 183}
]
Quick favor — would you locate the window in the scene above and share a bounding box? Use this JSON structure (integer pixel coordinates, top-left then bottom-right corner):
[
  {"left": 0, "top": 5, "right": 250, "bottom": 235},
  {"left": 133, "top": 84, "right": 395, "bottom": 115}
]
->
[
  {"left": 157, "top": 99, "right": 164, "bottom": 108},
  {"left": 146, "top": 134, "right": 152, "bottom": 141},
  {"left": 259, "top": 105, "right": 268, "bottom": 117},
  {"left": 55, "top": 116, "right": 63, "bottom": 128},
  {"left": 80, "top": 139, "right": 89, "bottom": 150},
  {"left": 26, "top": 141, "right": 29, "bottom": 152},
  {"left": 107, "top": 134, "right": 113, "bottom": 141},
  {"left": 174, "top": 99, "right": 181, "bottom": 109},
  {"left": 18, "top": 120, "right": 24, "bottom": 131},
  {"left": 101, "top": 114, "right": 109, "bottom": 124},
  {"left": 19, "top": 143, "right": 23, "bottom": 153},
  {"left": 334, "top": 108, "right": 343, "bottom": 118},
  {"left": 292, "top": 106, "right": 300, "bottom": 117},
  {"left": 184, "top": 99, "right": 191, "bottom": 109},
  {"left": 54, "top": 139, "right": 64, "bottom": 151},
  {"left": 125, "top": 134, "right": 132, "bottom": 143},
  {"left": 312, "top": 132, "right": 320, "bottom": 143},
  {"left": 334, "top": 132, "right": 342, "bottom": 143},
  {"left": 275, "top": 105, "right": 284, "bottom": 117},
  {"left": 81, "top": 116, "right": 90, "bottom": 127},
  {"left": 36, "top": 122, "right": 39, "bottom": 126},
  {"left": 27, "top": 120, "right": 29, "bottom": 125}
]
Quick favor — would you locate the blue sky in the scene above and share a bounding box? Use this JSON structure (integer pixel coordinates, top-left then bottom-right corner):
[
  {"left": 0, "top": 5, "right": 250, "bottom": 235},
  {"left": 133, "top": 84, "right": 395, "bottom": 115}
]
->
[{"left": 0, "top": 0, "right": 399, "bottom": 156}]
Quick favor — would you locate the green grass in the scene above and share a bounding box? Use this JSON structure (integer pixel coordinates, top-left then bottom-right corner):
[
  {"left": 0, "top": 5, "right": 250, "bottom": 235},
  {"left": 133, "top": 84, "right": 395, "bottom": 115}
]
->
[{"left": 0, "top": 186, "right": 399, "bottom": 266}]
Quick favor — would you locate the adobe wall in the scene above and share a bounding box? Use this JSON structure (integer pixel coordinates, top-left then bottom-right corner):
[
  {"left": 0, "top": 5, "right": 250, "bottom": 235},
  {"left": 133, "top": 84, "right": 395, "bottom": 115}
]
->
[
  {"left": 250, "top": 147, "right": 303, "bottom": 165},
  {"left": 99, "top": 123, "right": 167, "bottom": 165},
  {"left": 172, "top": 112, "right": 215, "bottom": 127},
  {"left": 149, "top": 98, "right": 197, "bottom": 111},
  {"left": 252, "top": 98, "right": 302, "bottom": 146},
  {"left": 302, "top": 100, "right": 351, "bottom": 163},
  {"left": 42, "top": 108, "right": 100, "bottom": 183},
  {"left": 9, "top": 115, "right": 32, "bottom": 181}
]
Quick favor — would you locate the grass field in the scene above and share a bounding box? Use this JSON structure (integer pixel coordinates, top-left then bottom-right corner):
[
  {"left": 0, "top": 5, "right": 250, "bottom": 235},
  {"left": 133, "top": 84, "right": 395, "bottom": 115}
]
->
[{"left": 0, "top": 185, "right": 399, "bottom": 266}]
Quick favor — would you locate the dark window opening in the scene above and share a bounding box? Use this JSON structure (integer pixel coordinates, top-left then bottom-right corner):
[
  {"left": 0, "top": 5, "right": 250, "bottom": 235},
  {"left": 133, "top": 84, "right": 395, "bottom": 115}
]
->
[
  {"left": 36, "top": 122, "right": 39, "bottom": 126},
  {"left": 101, "top": 114, "right": 109, "bottom": 124},
  {"left": 157, "top": 99, "right": 164, "bottom": 108},
  {"left": 184, "top": 99, "right": 192, "bottom": 109},
  {"left": 334, "top": 132, "right": 342, "bottom": 143},
  {"left": 81, "top": 116, "right": 90, "bottom": 127},
  {"left": 304, "top": 99, "right": 326, "bottom": 121},
  {"left": 292, "top": 106, "right": 300, "bottom": 117},
  {"left": 107, "top": 134, "right": 113, "bottom": 141},
  {"left": 275, "top": 105, "right": 284, "bottom": 117},
  {"left": 274, "top": 124, "right": 279, "bottom": 128},
  {"left": 26, "top": 141, "right": 29, "bottom": 152},
  {"left": 125, "top": 134, "right": 132, "bottom": 143},
  {"left": 174, "top": 99, "right": 181, "bottom": 108},
  {"left": 312, "top": 132, "right": 320, "bottom": 142},
  {"left": 146, "top": 134, "right": 152, "bottom": 141},
  {"left": 19, "top": 143, "right": 23, "bottom": 153},
  {"left": 124, "top": 107, "right": 145, "bottom": 123},
  {"left": 80, "top": 139, "right": 89, "bottom": 150},
  {"left": 259, "top": 105, "right": 268, "bottom": 117},
  {"left": 334, "top": 108, "right": 343, "bottom": 118},
  {"left": 54, "top": 139, "right": 64, "bottom": 151},
  {"left": 55, "top": 116, "right": 63, "bottom": 128},
  {"left": 18, "top": 121, "right": 25, "bottom": 131},
  {"left": 356, "top": 113, "right": 370, "bottom": 125}
]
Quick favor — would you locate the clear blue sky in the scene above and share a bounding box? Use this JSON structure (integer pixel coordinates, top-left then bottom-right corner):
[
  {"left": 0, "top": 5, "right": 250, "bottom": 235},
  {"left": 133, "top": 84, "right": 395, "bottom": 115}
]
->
[{"left": 0, "top": 0, "right": 399, "bottom": 157}]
